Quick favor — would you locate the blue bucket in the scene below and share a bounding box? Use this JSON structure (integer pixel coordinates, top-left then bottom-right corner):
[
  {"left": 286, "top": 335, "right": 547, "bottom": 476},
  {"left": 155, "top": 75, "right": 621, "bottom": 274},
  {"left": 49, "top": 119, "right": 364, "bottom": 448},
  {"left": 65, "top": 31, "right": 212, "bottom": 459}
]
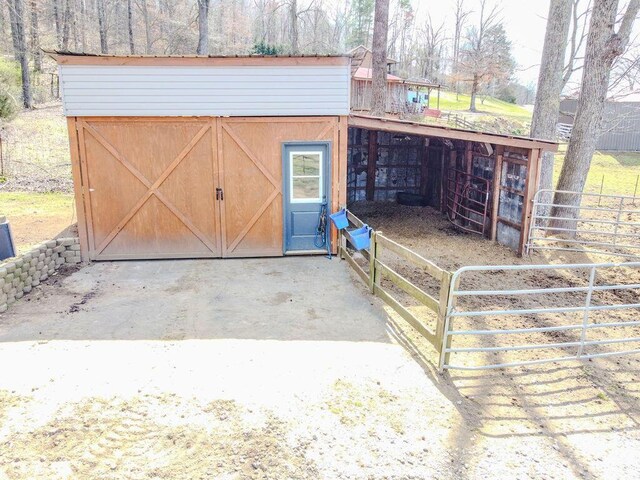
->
[
  {"left": 329, "top": 209, "right": 349, "bottom": 230},
  {"left": 345, "top": 225, "right": 371, "bottom": 250}
]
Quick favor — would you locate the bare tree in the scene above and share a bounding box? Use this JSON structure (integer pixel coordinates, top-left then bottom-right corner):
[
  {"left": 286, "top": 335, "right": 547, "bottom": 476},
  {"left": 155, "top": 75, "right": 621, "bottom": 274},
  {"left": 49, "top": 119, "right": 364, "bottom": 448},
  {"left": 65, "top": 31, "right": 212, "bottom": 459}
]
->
[
  {"left": 97, "top": 0, "right": 108, "bottom": 53},
  {"left": 552, "top": 0, "right": 640, "bottom": 229},
  {"left": 61, "top": 0, "right": 71, "bottom": 50},
  {"left": 459, "top": 0, "right": 513, "bottom": 112},
  {"left": 370, "top": 0, "right": 389, "bottom": 117},
  {"left": 197, "top": 0, "right": 210, "bottom": 54},
  {"left": 28, "top": 0, "right": 41, "bottom": 71},
  {"left": 421, "top": 14, "right": 446, "bottom": 82},
  {"left": 289, "top": 0, "right": 298, "bottom": 53},
  {"left": 52, "top": 0, "right": 62, "bottom": 48},
  {"left": 5, "top": 0, "right": 32, "bottom": 108},
  {"left": 562, "top": 0, "right": 591, "bottom": 89},
  {"left": 452, "top": 0, "right": 472, "bottom": 97},
  {"left": 135, "top": 0, "right": 153, "bottom": 53},
  {"left": 127, "top": 0, "right": 135, "bottom": 54},
  {"left": 78, "top": 0, "right": 87, "bottom": 51},
  {"left": 530, "top": 0, "right": 573, "bottom": 203}
]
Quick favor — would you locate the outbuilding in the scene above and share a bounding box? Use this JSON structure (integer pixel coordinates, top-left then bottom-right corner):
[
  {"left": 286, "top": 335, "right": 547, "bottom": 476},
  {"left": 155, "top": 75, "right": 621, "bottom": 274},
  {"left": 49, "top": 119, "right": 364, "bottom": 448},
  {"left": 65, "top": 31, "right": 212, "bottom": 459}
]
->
[
  {"left": 346, "top": 115, "right": 558, "bottom": 255},
  {"left": 51, "top": 52, "right": 350, "bottom": 261},
  {"left": 52, "top": 51, "right": 557, "bottom": 262}
]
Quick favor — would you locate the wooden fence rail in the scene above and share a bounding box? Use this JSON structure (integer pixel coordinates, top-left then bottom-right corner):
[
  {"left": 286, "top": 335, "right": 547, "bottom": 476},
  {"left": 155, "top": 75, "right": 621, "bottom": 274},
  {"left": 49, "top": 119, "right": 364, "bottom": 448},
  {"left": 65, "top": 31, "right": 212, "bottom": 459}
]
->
[{"left": 338, "top": 210, "right": 454, "bottom": 355}]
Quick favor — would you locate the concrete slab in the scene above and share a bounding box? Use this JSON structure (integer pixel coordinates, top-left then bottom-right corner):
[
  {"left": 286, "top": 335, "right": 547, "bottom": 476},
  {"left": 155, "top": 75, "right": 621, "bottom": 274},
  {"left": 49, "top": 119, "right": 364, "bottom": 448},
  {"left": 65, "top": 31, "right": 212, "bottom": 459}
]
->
[{"left": 0, "top": 257, "right": 389, "bottom": 343}]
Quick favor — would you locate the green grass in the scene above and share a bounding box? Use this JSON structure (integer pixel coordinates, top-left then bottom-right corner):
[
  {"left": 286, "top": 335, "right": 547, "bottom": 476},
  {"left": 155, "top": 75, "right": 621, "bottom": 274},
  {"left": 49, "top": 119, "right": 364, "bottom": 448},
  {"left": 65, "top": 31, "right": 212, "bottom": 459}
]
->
[
  {"left": 1, "top": 191, "right": 75, "bottom": 252},
  {"left": 2, "top": 104, "right": 72, "bottom": 192},
  {"left": 553, "top": 150, "right": 640, "bottom": 196},
  {"left": 1, "top": 191, "right": 73, "bottom": 216},
  {"left": 437, "top": 90, "right": 533, "bottom": 120}
]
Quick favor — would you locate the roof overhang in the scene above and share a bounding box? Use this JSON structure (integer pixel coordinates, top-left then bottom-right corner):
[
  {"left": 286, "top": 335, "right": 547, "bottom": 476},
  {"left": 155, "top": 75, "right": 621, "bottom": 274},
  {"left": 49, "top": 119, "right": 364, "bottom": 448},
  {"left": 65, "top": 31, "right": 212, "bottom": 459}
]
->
[
  {"left": 45, "top": 50, "right": 351, "bottom": 67},
  {"left": 349, "top": 114, "right": 558, "bottom": 152},
  {"left": 402, "top": 80, "right": 441, "bottom": 89}
]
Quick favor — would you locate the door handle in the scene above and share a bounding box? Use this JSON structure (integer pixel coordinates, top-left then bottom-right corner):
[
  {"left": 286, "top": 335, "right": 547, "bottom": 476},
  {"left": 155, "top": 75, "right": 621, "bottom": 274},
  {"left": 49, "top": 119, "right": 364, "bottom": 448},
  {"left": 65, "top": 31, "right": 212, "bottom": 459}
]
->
[{"left": 215, "top": 187, "right": 224, "bottom": 201}]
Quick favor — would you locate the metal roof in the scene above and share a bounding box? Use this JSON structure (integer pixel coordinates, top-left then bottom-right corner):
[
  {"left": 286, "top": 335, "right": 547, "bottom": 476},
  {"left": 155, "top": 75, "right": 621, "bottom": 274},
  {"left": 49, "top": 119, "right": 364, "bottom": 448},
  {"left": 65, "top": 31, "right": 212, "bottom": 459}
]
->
[
  {"left": 43, "top": 49, "right": 349, "bottom": 59},
  {"left": 349, "top": 114, "right": 558, "bottom": 151}
]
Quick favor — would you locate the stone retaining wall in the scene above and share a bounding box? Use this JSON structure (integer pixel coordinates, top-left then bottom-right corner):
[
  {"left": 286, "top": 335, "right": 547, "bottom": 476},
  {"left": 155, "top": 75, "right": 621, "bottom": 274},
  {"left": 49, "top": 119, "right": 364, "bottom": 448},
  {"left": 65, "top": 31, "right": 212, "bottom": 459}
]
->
[{"left": 0, "top": 237, "right": 81, "bottom": 313}]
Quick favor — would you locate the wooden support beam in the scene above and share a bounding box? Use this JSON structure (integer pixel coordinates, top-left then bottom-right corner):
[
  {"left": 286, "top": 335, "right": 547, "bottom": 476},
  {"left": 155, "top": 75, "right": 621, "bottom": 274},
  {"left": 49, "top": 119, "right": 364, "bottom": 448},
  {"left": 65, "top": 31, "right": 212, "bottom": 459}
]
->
[
  {"left": 519, "top": 148, "right": 540, "bottom": 256},
  {"left": 366, "top": 130, "right": 378, "bottom": 201},
  {"left": 490, "top": 145, "right": 505, "bottom": 241},
  {"left": 419, "top": 138, "right": 429, "bottom": 197},
  {"left": 465, "top": 141, "right": 473, "bottom": 175}
]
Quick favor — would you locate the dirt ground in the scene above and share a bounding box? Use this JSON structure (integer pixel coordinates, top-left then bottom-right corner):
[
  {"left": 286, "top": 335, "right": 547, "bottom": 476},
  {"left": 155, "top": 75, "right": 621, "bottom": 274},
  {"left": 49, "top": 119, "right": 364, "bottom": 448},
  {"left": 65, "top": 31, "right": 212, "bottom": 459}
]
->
[
  {"left": 349, "top": 201, "right": 640, "bottom": 479},
  {"left": 0, "top": 252, "right": 639, "bottom": 479},
  {"left": 0, "top": 255, "right": 636, "bottom": 479}
]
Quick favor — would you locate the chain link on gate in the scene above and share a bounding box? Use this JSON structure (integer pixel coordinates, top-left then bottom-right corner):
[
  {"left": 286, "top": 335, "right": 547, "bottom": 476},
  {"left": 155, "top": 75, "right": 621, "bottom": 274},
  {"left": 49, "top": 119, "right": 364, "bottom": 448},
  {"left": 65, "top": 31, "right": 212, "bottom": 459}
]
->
[{"left": 526, "top": 189, "right": 640, "bottom": 258}]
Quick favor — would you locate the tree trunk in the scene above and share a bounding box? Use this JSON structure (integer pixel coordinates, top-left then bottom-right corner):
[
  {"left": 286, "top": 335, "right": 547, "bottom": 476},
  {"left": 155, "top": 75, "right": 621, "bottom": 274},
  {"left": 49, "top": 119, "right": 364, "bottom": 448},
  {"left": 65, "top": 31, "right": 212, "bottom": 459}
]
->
[
  {"left": 551, "top": 0, "right": 640, "bottom": 232},
  {"left": 6, "top": 0, "right": 32, "bottom": 108},
  {"left": 140, "top": 0, "right": 152, "bottom": 54},
  {"left": 290, "top": 0, "right": 299, "bottom": 54},
  {"left": 61, "top": 0, "right": 71, "bottom": 51},
  {"left": 97, "top": 0, "right": 108, "bottom": 53},
  {"left": 6, "top": 0, "right": 20, "bottom": 60},
  {"left": 370, "top": 0, "right": 390, "bottom": 117},
  {"left": 79, "top": 0, "right": 86, "bottom": 51},
  {"left": 530, "top": 0, "right": 572, "bottom": 214},
  {"left": 29, "top": 0, "right": 41, "bottom": 72},
  {"left": 127, "top": 0, "right": 135, "bottom": 54},
  {"left": 53, "top": 0, "right": 62, "bottom": 48},
  {"left": 469, "top": 74, "right": 478, "bottom": 112},
  {"left": 196, "top": 0, "right": 210, "bottom": 55}
]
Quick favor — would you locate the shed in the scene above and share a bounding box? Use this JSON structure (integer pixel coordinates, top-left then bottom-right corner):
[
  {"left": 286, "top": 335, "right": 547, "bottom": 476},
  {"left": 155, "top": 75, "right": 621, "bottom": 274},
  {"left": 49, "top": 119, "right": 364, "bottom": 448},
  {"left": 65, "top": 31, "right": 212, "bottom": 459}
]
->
[
  {"left": 51, "top": 52, "right": 350, "bottom": 261},
  {"left": 347, "top": 115, "right": 558, "bottom": 254},
  {"left": 559, "top": 98, "right": 640, "bottom": 151}
]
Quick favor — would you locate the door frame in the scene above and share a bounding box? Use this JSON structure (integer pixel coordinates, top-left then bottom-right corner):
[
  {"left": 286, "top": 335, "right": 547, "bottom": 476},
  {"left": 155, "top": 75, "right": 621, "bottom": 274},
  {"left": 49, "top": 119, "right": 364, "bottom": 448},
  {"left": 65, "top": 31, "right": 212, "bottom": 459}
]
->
[{"left": 281, "top": 141, "right": 332, "bottom": 254}]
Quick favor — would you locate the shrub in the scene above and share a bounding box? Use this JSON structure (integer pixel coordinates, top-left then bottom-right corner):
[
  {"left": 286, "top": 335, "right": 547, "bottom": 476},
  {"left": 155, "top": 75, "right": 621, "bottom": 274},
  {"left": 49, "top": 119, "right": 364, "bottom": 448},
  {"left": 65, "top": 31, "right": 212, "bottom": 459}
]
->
[
  {"left": 252, "top": 42, "right": 282, "bottom": 55},
  {"left": 0, "top": 58, "right": 20, "bottom": 120}
]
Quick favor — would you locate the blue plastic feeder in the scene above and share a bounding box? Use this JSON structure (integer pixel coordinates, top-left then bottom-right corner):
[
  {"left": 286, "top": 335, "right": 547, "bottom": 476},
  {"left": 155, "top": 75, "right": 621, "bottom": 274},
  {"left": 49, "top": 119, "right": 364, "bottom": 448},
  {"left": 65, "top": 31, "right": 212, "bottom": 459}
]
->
[
  {"left": 329, "top": 209, "right": 349, "bottom": 229},
  {"left": 345, "top": 225, "right": 371, "bottom": 250}
]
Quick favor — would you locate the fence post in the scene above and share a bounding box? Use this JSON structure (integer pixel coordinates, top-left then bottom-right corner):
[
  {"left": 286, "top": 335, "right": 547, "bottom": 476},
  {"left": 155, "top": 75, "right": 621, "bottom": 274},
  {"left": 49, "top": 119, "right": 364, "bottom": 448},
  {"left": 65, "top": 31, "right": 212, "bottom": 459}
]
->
[
  {"left": 598, "top": 175, "right": 605, "bottom": 206},
  {"left": 368, "top": 230, "right": 377, "bottom": 293},
  {"left": 635, "top": 175, "right": 639, "bottom": 205},
  {"left": 438, "top": 272, "right": 459, "bottom": 372},
  {"left": 578, "top": 266, "right": 596, "bottom": 358},
  {"left": 436, "top": 271, "right": 452, "bottom": 349},
  {"left": 613, "top": 196, "right": 624, "bottom": 245}
]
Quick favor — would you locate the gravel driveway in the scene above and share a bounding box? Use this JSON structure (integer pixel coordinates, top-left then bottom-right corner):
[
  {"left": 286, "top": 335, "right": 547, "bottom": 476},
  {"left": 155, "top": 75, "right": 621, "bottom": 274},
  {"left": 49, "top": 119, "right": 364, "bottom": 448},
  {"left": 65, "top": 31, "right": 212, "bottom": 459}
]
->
[{"left": 0, "top": 257, "right": 638, "bottom": 479}]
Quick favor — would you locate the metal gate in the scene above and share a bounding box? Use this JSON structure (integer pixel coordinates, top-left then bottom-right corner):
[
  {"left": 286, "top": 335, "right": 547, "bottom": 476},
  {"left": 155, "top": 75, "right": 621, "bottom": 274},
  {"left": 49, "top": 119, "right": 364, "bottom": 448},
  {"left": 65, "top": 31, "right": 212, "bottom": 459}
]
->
[
  {"left": 445, "top": 169, "right": 490, "bottom": 235},
  {"left": 439, "top": 262, "right": 640, "bottom": 371},
  {"left": 527, "top": 189, "right": 640, "bottom": 258}
]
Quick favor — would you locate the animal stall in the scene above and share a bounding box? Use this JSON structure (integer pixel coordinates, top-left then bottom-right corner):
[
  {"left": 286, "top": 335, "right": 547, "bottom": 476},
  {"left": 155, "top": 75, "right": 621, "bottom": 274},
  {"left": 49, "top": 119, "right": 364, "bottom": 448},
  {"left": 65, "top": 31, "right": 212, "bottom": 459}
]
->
[{"left": 346, "top": 115, "right": 558, "bottom": 255}]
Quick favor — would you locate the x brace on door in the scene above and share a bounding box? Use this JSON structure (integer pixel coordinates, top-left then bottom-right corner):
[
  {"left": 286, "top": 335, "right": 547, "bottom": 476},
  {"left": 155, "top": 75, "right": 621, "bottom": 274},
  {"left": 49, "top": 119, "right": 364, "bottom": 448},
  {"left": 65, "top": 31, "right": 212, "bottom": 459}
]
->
[{"left": 80, "top": 121, "right": 218, "bottom": 256}]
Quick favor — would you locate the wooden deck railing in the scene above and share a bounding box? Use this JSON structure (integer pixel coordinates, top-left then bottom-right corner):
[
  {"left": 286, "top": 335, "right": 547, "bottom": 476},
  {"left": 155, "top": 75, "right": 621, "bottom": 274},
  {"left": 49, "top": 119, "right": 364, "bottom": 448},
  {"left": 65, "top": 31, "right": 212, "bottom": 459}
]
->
[{"left": 337, "top": 210, "right": 454, "bottom": 354}]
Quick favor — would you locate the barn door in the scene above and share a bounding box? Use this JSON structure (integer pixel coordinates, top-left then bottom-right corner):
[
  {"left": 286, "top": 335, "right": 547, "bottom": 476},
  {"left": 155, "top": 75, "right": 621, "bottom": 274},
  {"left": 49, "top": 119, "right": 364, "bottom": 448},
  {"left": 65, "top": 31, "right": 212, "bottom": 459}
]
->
[
  {"left": 78, "top": 119, "right": 221, "bottom": 260},
  {"left": 217, "top": 120, "right": 284, "bottom": 257}
]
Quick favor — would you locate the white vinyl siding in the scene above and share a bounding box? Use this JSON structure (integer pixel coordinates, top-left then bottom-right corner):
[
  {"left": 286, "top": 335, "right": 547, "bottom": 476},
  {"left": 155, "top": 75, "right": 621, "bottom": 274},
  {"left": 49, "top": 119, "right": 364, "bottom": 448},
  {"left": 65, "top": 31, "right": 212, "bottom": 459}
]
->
[{"left": 59, "top": 65, "right": 350, "bottom": 116}]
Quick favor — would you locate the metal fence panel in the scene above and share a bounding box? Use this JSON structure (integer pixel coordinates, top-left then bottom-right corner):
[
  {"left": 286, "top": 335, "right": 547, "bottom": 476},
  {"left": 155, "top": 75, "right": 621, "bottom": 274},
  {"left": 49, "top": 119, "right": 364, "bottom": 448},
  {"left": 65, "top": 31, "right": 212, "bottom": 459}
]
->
[
  {"left": 439, "top": 262, "right": 640, "bottom": 371},
  {"left": 526, "top": 189, "right": 640, "bottom": 258}
]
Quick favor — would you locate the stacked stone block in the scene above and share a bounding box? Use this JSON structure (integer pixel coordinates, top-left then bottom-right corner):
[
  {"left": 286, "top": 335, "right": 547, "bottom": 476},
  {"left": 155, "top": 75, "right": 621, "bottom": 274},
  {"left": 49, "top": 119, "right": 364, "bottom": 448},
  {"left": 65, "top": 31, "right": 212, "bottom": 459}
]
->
[{"left": 0, "top": 237, "right": 81, "bottom": 313}]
